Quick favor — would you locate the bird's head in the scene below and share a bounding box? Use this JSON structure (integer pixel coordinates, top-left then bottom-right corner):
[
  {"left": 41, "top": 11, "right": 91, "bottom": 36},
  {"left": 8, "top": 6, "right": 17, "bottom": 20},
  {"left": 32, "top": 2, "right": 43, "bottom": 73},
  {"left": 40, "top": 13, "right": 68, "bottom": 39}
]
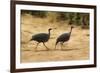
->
[
  {"left": 71, "top": 26, "right": 74, "bottom": 29},
  {"left": 48, "top": 28, "right": 56, "bottom": 32},
  {"left": 49, "top": 27, "right": 56, "bottom": 30},
  {"left": 49, "top": 28, "right": 52, "bottom": 31}
]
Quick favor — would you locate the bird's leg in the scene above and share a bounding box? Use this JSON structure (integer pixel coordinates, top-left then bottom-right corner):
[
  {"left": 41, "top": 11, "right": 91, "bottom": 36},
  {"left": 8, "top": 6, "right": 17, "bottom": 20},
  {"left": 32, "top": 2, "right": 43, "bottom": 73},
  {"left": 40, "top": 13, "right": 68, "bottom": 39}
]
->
[
  {"left": 43, "top": 43, "right": 49, "bottom": 51},
  {"left": 55, "top": 44, "right": 58, "bottom": 50},
  {"left": 55, "top": 45, "right": 57, "bottom": 50},
  {"left": 60, "top": 42, "right": 64, "bottom": 50},
  {"left": 55, "top": 43, "right": 57, "bottom": 50},
  {"left": 34, "top": 42, "right": 39, "bottom": 51},
  {"left": 55, "top": 41, "right": 58, "bottom": 50}
]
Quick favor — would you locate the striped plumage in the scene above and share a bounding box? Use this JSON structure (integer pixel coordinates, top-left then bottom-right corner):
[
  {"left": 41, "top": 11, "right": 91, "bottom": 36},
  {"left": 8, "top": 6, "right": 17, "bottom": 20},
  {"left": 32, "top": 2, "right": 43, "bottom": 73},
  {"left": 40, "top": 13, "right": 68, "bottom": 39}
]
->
[
  {"left": 55, "top": 26, "right": 74, "bottom": 50},
  {"left": 30, "top": 28, "right": 52, "bottom": 51}
]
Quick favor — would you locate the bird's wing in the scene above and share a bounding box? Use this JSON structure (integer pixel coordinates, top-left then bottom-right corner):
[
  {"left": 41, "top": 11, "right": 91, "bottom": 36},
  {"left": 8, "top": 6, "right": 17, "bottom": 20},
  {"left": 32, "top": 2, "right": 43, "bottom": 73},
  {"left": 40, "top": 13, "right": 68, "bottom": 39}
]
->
[
  {"left": 59, "top": 33, "right": 69, "bottom": 38},
  {"left": 32, "top": 33, "right": 48, "bottom": 39}
]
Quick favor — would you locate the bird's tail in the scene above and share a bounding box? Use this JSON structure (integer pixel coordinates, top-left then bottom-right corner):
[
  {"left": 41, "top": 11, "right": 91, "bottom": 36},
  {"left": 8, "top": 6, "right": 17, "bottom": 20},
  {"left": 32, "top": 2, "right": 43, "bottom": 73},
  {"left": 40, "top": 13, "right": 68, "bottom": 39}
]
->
[
  {"left": 26, "top": 39, "right": 33, "bottom": 44},
  {"left": 30, "top": 38, "right": 33, "bottom": 41}
]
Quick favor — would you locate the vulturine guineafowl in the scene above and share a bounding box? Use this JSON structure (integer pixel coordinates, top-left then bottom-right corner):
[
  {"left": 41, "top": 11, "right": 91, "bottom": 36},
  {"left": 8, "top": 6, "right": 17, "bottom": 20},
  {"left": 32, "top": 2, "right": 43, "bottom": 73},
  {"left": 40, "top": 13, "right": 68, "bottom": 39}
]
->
[
  {"left": 30, "top": 28, "right": 52, "bottom": 51},
  {"left": 55, "top": 26, "right": 74, "bottom": 50}
]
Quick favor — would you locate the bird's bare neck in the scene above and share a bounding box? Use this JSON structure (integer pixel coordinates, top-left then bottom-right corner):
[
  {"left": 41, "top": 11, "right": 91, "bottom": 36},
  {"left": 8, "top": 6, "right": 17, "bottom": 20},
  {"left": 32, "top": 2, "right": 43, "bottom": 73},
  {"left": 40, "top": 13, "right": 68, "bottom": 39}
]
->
[
  {"left": 69, "top": 28, "right": 73, "bottom": 35},
  {"left": 48, "top": 31, "right": 51, "bottom": 37}
]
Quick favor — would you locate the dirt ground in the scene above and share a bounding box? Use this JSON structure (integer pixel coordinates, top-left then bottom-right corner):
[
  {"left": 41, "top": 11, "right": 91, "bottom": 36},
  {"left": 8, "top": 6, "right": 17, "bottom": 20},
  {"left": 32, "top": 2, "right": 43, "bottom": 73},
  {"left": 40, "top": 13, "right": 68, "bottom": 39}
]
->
[{"left": 20, "top": 14, "right": 89, "bottom": 63}]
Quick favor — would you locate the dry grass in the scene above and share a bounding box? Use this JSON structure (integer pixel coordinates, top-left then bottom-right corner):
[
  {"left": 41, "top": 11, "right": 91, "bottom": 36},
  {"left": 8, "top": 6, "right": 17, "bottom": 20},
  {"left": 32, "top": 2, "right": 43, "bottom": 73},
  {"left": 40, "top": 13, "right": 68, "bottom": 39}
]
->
[{"left": 20, "top": 14, "right": 89, "bottom": 63}]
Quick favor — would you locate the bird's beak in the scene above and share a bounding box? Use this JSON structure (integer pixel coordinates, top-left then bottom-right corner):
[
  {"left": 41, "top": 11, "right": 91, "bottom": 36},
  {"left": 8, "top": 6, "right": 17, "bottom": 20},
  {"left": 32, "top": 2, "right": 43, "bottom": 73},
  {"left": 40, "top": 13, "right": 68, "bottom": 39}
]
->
[{"left": 52, "top": 28, "right": 57, "bottom": 29}]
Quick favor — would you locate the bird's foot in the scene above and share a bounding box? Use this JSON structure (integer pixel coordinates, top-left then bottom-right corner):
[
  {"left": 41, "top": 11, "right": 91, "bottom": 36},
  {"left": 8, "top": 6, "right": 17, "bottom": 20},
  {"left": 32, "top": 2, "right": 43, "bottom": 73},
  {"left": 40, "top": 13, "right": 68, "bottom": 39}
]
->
[
  {"left": 46, "top": 48, "right": 50, "bottom": 51},
  {"left": 61, "top": 49, "right": 65, "bottom": 51},
  {"left": 34, "top": 49, "right": 38, "bottom": 52},
  {"left": 54, "top": 49, "right": 58, "bottom": 50}
]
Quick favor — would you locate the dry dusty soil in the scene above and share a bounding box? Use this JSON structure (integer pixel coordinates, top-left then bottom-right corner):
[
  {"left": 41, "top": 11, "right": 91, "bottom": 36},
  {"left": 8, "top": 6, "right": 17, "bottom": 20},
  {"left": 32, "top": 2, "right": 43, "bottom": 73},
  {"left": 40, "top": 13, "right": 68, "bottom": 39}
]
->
[{"left": 20, "top": 14, "right": 89, "bottom": 63}]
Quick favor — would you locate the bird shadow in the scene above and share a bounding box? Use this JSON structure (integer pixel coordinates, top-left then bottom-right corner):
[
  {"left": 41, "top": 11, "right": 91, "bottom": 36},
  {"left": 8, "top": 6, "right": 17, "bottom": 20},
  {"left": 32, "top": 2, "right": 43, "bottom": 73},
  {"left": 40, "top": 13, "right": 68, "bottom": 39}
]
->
[
  {"left": 22, "top": 48, "right": 79, "bottom": 52},
  {"left": 22, "top": 49, "right": 32, "bottom": 51},
  {"left": 54, "top": 48, "right": 79, "bottom": 51},
  {"left": 62, "top": 48, "right": 79, "bottom": 51},
  {"left": 34, "top": 48, "right": 79, "bottom": 52}
]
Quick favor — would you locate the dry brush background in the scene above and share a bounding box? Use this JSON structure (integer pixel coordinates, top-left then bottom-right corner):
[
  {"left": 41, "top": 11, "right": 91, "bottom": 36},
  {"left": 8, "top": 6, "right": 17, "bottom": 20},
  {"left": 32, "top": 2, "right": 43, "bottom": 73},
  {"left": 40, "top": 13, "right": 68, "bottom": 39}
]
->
[{"left": 20, "top": 11, "right": 89, "bottom": 63}]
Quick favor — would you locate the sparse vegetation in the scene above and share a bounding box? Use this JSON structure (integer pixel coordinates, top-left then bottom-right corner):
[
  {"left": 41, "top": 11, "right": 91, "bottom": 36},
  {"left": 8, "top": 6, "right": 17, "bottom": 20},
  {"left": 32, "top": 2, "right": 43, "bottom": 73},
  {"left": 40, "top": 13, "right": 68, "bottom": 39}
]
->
[
  {"left": 21, "top": 10, "right": 89, "bottom": 63},
  {"left": 21, "top": 10, "right": 89, "bottom": 27}
]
